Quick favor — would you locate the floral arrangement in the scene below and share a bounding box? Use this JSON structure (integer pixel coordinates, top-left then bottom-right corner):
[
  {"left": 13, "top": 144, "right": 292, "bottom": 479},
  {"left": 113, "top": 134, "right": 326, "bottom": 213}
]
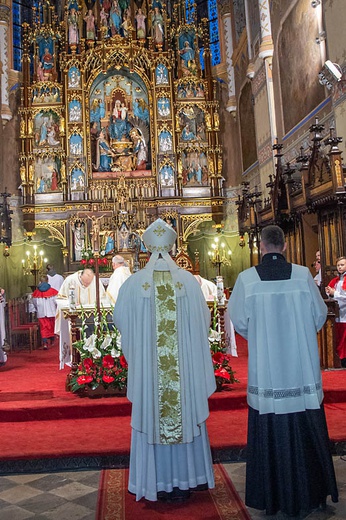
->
[
  {"left": 70, "top": 307, "right": 128, "bottom": 394},
  {"left": 80, "top": 248, "right": 109, "bottom": 272},
  {"left": 209, "top": 299, "right": 238, "bottom": 389}
]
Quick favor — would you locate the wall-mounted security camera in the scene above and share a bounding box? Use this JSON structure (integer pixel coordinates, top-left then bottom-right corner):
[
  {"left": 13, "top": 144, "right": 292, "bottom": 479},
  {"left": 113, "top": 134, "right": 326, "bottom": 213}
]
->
[
  {"left": 315, "top": 31, "right": 326, "bottom": 44},
  {"left": 324, "top": 60, "right": 342, "bottom": 82}
]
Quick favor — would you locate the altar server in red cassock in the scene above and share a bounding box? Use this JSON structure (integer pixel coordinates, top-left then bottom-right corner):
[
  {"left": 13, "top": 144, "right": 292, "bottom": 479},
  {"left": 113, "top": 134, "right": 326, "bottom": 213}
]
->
[
  {"left": 32, "top": 275, "right": 58, "bottom": 349},
  {"left": 326, "top": 256, "right": 346, "bottom": 367}
]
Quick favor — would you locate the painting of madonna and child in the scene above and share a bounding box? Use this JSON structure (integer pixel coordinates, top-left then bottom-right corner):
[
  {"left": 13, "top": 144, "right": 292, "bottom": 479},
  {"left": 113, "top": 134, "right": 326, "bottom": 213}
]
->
[{"left": 89, "top": 70, "right": 151, "bottom": 178}]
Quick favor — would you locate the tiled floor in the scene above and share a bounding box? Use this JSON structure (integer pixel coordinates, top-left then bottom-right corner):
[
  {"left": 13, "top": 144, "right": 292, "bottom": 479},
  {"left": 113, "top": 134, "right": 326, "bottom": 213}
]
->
[
  {"left": 0, "top": 457, "right": 344, "bottom": 519},
  {"left": 224, "top": 455, "right": 346, "bottom": 520}
]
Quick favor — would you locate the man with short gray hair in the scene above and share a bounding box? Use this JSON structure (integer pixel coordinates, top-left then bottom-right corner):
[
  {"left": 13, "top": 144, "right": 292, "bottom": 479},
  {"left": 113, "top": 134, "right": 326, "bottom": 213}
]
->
[{"left": 106, "top": 254, "right": 131, "bottom": 304}]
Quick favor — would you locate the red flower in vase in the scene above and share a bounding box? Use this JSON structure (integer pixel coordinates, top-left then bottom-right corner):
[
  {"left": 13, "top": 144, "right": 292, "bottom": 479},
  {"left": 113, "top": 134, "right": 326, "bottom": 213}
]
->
[
  {"left": 83, "top": 358, "right": 95, "bottom": 371},
  {"left": 212, "top": 351, "right": 225, "bottom": 364},
  {"left": 103, "top": 374, "right": 115, "bottom": 384},
  {"left": 214, "top": 367, "right": 231, "bottom": 381},
  {"left": 102, "top": 354, "right": 115, "bottom": 368},
  {"left": 77, "top": 374, "right": 94, "bottom": 385},
  {"left": 119, "top": 355, "right": 128, "bottom": 368}
]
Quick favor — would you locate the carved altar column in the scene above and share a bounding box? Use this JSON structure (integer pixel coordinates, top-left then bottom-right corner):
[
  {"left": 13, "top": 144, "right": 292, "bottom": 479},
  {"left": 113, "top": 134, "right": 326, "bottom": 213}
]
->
[
  {"left": 0, "top": 3, "right": 11, "bottom": 123},
  {"left": 217, "top": 0, "right": 236, "bottom": 116}
]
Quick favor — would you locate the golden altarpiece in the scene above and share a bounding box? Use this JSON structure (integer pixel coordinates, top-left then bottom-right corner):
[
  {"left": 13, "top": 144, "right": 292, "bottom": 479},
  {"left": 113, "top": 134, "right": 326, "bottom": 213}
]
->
[{"left": 18, "top": 0, "right": 225, "bottom": 273}]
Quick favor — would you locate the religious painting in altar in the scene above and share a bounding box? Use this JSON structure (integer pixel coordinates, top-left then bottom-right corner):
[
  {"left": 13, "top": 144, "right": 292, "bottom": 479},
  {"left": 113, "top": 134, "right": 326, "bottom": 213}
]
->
[
  {"left": 34, "top": 156, "right": 62, "bottom": 194},
  {"left": 32, "top": 84, "right": 61, "bottom": 105},
  {"left": 68, "top": 66, "right": 81, "bottom": 89},
  {"left": 69, "top": 131, "right": 83, "bottom": 156},
  {"left": 70, "top": 162, "right": 86, "bottom": 191},
  {"left": 155, "top": 64, "right": 169, "bottom": 85},
  {"left": 88, "top": 69, "right": 151, "bottom": 174},
  {"left": 36, "top": 36, "right": 57, "bottom": 82},
  {"left": 33, "top": 109, "right": 62, "bottom": 149},
  {"left": 177, "top": 80, "right": 205, "bottom": 99},
  {"left": 158, "top": 127, "right": 173, "bottom": 153},
  {"left": 157, "top": 96, "right": 171, "bottom": 118},
  {"left": 69, "top": 99, "right": 82, "bottom": 122},
  {"left": 159, "top": 161, "right": 174, "bottom": 187},
  {"left": 181, "top": 149, "right": 208, "bottom": 186},
  {"left": 178, "top": 105, "right": 206, "bottom": 143}
]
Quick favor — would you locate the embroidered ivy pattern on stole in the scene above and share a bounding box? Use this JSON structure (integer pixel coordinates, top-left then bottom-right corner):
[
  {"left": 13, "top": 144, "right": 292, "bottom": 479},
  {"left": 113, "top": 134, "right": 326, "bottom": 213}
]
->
[{"left": 154, "top": 271, "right": 182, "bottom": 444}]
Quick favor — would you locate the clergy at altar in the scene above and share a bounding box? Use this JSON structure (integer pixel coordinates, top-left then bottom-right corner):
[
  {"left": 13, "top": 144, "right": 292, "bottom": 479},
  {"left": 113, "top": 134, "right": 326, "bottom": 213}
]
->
[
  {"left": 55, "top": 268, "right": 109, "bottom": 368},
  {"left": 106, "top": 255, "right": 132, "bottom": 304},
  {"left": 194, "top": 274, "right": 217, "bottom": 300},
  {"left": 114, "top": 218, "right": 215, "bottom": 502},
  {"left": 195, "top": 274, "right": 237, "bottom": 356}
]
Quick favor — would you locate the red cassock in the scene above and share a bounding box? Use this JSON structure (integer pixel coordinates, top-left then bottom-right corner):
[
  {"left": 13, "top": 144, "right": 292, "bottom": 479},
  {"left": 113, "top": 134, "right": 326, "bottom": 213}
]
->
[{"left": 328, "top": 276, "right": 346, "bottom": 359}]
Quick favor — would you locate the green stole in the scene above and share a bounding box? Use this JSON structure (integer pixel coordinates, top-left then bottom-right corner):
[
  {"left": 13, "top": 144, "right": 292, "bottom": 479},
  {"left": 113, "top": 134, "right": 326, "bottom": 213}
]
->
[{"left": 154, "top": 271, "right": 183, "bottom": 444}]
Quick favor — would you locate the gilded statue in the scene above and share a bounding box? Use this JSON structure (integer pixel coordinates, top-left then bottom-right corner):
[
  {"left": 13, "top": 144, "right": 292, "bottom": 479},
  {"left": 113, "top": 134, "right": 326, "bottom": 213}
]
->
[
  {"left": 20, "top": 164, "right": 26, "bottom": 184},
  {"left": 60, "top": 163, "right": 66, "bottom": 182},
  {"left": 28, "top": 162, "right": 35, "bottom": 182}
]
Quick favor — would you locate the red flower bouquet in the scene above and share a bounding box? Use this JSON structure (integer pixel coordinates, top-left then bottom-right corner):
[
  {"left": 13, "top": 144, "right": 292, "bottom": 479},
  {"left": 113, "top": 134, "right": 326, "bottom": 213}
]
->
[
  {"left": 70, "top": 307, "right": 128, "bottom": 393},
  {"left": 209, "top": 300, "right": 238, "bottom": 389},
  {"left": 80, "top": 248, "right": 110, "bottom": 272}
]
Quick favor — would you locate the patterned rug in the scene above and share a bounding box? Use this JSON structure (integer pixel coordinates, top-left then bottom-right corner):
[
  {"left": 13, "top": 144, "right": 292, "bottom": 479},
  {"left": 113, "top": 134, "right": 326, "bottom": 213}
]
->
[{"left": 96, "top": 464, "right": 251, "bottom": 519}]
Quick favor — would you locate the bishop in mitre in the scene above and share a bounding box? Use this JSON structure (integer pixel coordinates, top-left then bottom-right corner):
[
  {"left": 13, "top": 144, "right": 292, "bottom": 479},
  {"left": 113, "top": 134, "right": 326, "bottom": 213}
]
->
[{"left": 113, "top": 218, "right": 215, "bottom": 501}]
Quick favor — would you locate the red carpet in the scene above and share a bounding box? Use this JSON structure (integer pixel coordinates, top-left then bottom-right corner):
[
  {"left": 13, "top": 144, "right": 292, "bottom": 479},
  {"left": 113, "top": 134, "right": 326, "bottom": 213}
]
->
[
  {"left": 0, "top": 337, "right": 345, "bottom": 462},
  {"left": 96, "top": 464, "right": 251, "bottom": 520}
]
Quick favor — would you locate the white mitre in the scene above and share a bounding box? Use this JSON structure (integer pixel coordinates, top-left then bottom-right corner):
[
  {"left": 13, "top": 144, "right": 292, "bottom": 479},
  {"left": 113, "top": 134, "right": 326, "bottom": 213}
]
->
[{"left": 142, "top": 218, "right": 178, "bottom": 271}]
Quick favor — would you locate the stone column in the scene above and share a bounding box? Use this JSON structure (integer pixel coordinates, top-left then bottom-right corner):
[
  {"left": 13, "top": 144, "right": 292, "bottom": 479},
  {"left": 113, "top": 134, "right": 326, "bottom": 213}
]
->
[
  {"left": 0, "top": 3, "right": 12, "bottom": 123},
  {"left": 258, "top": 0, "right": 277, "bottom": 143},
  {"left": 218, "top": 0, "right": 236, "bottom": 115}
]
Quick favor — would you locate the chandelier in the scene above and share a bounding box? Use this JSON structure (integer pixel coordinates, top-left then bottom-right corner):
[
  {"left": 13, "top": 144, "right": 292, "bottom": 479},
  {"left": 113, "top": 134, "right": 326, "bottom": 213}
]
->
[
  {"left": 208, "top": 236, "right": 232, "bottom": 276},
  {"left": 22, "top": 245, "right": 48, "bottom": 289}
]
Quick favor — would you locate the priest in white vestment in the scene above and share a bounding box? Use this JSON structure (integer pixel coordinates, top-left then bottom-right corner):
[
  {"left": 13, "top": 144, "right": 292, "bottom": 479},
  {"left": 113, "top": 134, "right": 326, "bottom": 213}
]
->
[
  {"left": 114, "top": 218, "right": 215, "bottom": 502},
  {"left": 194, "top": 274, "right": 237, "bottom": 356},
  {"left": 55, "top": 268, "right": 108, "bottom": 368},
  {"left": 194, "top": 274, "right": 217, "bottom": 300},
  {"left": 106, "top": 255, "right": 132, "bottom": 304}
]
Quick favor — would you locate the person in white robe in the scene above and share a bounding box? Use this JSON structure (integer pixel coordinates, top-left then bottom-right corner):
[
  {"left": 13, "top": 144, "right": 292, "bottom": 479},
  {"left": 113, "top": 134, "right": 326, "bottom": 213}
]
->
[
  {"left": 106, "top": 255, "right": 132, "bottom": 305},
  {"left": 114, "top": 218, "right": 215, "bottom": 502},
  {"left": 228, "top": 224, "right": 338, "bottom": 516},
  {"left": 194, "top": 274, "right": 217, "bottom": 300},
  {"left": 46, "top": 264, "right": 64, "bottom": 292},
  {"left": 194, "top": 274, "right": 237, "bottom": 356},
  {"left": 55, "top": 268, "right": 109, "bottom": 368}
]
